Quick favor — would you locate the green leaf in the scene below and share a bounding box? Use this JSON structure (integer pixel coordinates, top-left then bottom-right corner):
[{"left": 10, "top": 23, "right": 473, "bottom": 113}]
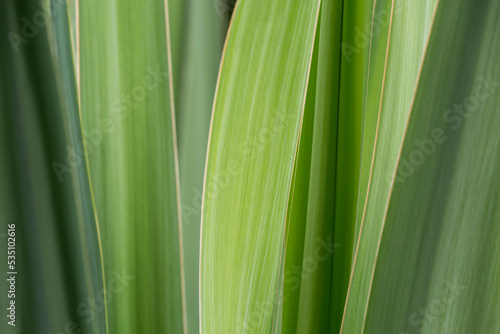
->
[
  {"left": 288, "top": 0, "right": 344, "bottom": 331},
  {"left": 79, "top": 0, "right": 186, "bottom": 333},
  {"left": 177, "top": 0, "right": 224, "bottom": 332},
  {"left": 349, "top": 0, "right": 386, "bottom": 257},
  {"left": 281, "top": 27, "right": 317, "bottom": 334},
  {"left": 330, "top": 0, "right": 375, "bottom": 332},
  {"left": 168, "top": 0, "right": 185, "bottom": 124},
  {"left": 200, "top": 0, "right": 321, "bottom": 332},
  {"left": 341, "top": 0, "right": 438, "bottom": 332},
  {"left": 0, "top": 0, "right": 105, "bottom": 333},
  {"left": 353, "top": 0, "right": 500, "bottom": 332}
]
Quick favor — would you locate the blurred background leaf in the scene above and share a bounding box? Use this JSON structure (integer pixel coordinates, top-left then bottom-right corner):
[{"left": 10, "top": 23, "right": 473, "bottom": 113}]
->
[
  {"left": 2, "top": 0, "right": 500, "bottom": 333},
  {"left": 79, "top": 0, "right": 186, "bottom": 333},
  {"left": 0, "top": 0, "right": 105, "bottom": 333},
  {"left": 176, "top": 0, "right": 225, "bottom": 332}
]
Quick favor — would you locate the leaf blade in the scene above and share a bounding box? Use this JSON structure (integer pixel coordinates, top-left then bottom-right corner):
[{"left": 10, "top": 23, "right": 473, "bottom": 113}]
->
[
  {"left": 200, "top": 0, "right": 321, "bottom": 332},
  {"left": 79, "top": 0, "right": 186, "bottom": 332}
]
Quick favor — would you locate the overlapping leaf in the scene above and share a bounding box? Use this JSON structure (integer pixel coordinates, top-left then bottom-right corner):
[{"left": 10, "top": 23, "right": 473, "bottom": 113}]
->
[
  {"left": 357, "top": 0, "right": 500, "bottom": 332},
  {"left": 177, "top": 0, "right": 224, "bottom": 332},
  {"left": 342, "top": 0, "right": 438, "bottom": 331},
  {"left": 0, "top": 1, "right": 105, "bottom": 333},
  {"left": 79, "top": 0, "right": 186, "bottom": 333},
  {"left": 200, "top": 0, "right": 321, "bottom": 332}
]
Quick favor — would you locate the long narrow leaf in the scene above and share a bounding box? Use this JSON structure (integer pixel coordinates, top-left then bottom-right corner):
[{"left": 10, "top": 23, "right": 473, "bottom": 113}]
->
[
  {"left": 200, "top": 0, "right": 321, "bottom": 332},
  {"left": 79, "top": 0, "right": 186, "bottom": 332},
  {"left": 360, "top": 0, "right": 500, "bottom": 332}
]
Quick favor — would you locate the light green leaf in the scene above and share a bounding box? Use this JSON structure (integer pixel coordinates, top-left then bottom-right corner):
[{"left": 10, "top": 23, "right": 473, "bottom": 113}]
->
[{"left": 200, "top": 0, "right": 321, "bottom": 332}]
